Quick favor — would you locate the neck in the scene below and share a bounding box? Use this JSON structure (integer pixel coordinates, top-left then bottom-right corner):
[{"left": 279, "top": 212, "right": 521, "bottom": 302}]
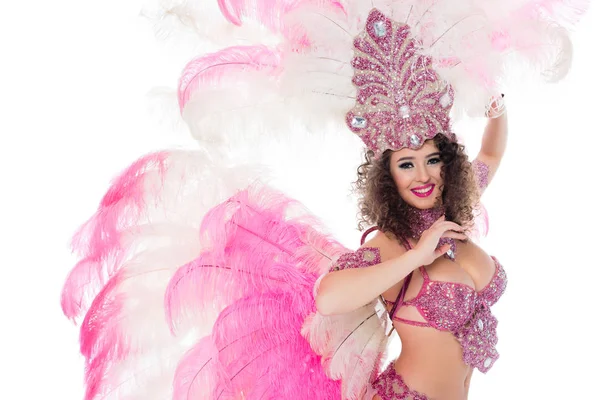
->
[
  {"left": 406, "top": 205, "right": 445, "bottom": 239},
  {"left": 404, "top": 205, "right": 456, "bottom": 260}
]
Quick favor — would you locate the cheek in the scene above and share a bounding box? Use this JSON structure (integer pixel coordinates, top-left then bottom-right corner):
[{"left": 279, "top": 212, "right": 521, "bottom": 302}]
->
[
  {"left": 433, "top": 164, "right": 444, "bottom": 182},
  {"left": 391, "top": 169, "right": 412, "bottom": 190}
]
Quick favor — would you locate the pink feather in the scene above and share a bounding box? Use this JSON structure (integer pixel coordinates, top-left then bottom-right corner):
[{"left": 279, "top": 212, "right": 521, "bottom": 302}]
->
[
  {"left": 216, "top": 0, "right": 344, "bottom": 31},
  {"left": 173, "top": 293, "right": 341, "bottom": 399},
  {"left": 62, "top": 152, "right": 170, "bottom": 321},
  {"left": 172, "top": 336, "right": 230, "bottom": 400},
  {"left": 177, "top": 45, "right": 281, "bottom": 112},
  {"left": 528, "top": 0, "right": 589, "bottom": 25},
  {"left": 167, "top": 184, "right": 346, "bottom": 399},
  {"left": 63, "top": 150, "right": 242, "bottom": 399},
  {"left": 165, "top": 184, "right": 345, "bottom": 331}
]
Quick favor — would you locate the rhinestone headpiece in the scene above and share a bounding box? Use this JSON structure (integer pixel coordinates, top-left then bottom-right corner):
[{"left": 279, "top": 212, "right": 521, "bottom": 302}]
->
[{"left": 346, "top": 9, "right": 456, "bottom": 156}]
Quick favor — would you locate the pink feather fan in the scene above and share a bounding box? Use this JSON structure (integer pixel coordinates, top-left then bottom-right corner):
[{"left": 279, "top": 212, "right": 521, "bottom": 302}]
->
[{"left": 166, "top": 183, "right": 348, "bottom": 399}]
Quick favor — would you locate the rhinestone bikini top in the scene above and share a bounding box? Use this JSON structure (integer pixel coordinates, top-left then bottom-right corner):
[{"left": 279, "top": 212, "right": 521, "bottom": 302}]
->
[{"left": 329, "top": 245, "right": 507, "bottom": 373}]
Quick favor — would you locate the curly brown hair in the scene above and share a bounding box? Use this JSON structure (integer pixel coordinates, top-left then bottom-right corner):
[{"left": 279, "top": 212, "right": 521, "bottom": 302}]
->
[{"left": 354, "top": 133, "right": 479, "bottom": 239}]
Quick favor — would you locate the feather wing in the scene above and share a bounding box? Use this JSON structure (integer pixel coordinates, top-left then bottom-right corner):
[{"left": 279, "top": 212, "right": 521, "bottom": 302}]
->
[
  {"left": 62, "top": 150, "right": 261, "bottom": 399},
  {"left": 167, "top": 183, "right": 390, "bottom": 399}
]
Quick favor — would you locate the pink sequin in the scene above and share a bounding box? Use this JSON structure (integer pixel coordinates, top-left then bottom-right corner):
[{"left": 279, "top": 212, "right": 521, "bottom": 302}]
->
[
  {"left": 330, "top": 247, "right": 382, "bottom": 271},
  {"left": 404, "top": 207, "right": 456, "bottom": 259},
  {"left": 395, "top": 257, "right": 507, "bottom": 373},
  {"left": 472, "top": 159, "right": 490, "bottom": 191},
  {"left": 371, "top": 363, "right": 429, "bottom": 400}
]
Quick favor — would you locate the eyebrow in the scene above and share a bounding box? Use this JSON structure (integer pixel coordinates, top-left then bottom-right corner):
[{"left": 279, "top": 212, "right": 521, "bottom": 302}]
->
[{"left": 396, "top": 152, "right": 441, "bottom": 162}]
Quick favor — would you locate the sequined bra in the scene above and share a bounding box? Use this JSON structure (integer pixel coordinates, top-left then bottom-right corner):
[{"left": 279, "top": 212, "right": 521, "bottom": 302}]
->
[{"left": 329, "top": 244, "right": 507, "bottom": 373}]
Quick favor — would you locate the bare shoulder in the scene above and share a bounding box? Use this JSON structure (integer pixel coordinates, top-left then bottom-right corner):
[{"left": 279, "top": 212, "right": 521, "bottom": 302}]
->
[{"left": 361, "top": 230, "right": 407, "bottom": 261}]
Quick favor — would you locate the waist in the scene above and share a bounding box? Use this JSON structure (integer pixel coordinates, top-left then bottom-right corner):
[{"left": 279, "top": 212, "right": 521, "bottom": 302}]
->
[
  {"left": 394, "top": 356, "right": 469, "bottom": 400},
  {"left": 394, "top": 330, "right": 471, "bottom": 396}
]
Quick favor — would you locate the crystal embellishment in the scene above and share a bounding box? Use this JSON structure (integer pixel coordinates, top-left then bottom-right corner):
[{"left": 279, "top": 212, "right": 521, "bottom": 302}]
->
[
  {"left": 446, "top": 248, "right": 455, "bottom": 259},
  {"left": 362, "top": 250, "right": 375, "bottom": 262},
  {"left": 373, "top": 21, "right": 386, "bottom": 37},
  {"left": 400, "top": 105, "right": 410, "bottom": 118},
  {"left": 484, "top": 358, "right": 493, "bottom": 368},
  {"left": 440, "top": 92, "right": 452, "bottom": 108},
  {"left": 351, "top": 116, "right": 367, "bottom": 129},
  {"left": 477, "top": 319, "right": 484, "bottom": 330},
  {"left": 410, "top": 134, "right": 420, "bottom": 147}
]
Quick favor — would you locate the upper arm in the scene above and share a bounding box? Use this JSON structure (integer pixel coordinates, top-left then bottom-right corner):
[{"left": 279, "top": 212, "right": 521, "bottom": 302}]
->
[
  {"left": 329, "top": 247, "right": 382, "bottom": 272},
  {"left": 314, "top": 243, "right": 384, "bottom": 301},
  {"left": 475, "top": 112, "right": 508, "bottom": 193},
  {"left": 324, "top": 231, "right": 402, "bottom": 275},
  {"left": 472, "top": 153, "right": 499, "bottom": 194},
  {"left": 361, "top": 231, "right": 407, "bottom": 260},
  {"left": 361, "top": 231, "right": 408, "bottom": 301}
]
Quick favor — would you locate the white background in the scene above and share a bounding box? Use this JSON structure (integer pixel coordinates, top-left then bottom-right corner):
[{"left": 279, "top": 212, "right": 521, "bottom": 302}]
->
[{"left": 1, "top": 1, "right": 599, "bottom": 399}]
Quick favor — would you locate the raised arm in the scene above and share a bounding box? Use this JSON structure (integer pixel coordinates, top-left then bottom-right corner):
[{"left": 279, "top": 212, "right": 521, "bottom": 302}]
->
[{"left": 474, "top": 97, "right": 508, "bottom": 193}]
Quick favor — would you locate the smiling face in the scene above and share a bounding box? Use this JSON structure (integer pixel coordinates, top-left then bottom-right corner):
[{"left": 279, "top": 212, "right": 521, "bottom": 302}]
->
[{"left": 389, "top": 140, "right": 444, "bottom": 209}]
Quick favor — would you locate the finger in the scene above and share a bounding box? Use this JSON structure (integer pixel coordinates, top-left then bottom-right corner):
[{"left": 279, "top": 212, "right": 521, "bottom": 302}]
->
[
  {"left": 431, "top": 215, "right": 446, "bottom": 226},
  {"left": 441, "top": 232, "right": 468, "bottom": 240},
  {"left": 433, "top": 222, "right": 465, "bottom": 232},
  {"left": 435, "top": 244, "right": 452, "bottom": 257},
  {"left": 445, "top": 222, "right": 465, "bottom": 231}
]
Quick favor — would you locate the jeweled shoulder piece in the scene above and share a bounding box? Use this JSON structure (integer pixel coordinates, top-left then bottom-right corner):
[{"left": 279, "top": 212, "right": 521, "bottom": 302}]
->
[{"left": 346, "top": 9, "right": 456, "bottom": 156}]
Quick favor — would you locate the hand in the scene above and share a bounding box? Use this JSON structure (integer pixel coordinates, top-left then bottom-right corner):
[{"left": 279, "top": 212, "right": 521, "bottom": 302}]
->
[
  {"left": 412, "top": 216, "right": 467, "bottom": 266},
  {"left": 485, "top": 93, "right": 506, "bottom": 119}
]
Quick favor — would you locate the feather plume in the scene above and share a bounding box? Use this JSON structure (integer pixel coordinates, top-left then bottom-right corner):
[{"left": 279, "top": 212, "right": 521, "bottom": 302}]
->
[
  {"left": 178, "top": 45, "right": 281, "bottom": 111},
  {"left": 302, "top": 300, "right": 392, "bottom": 399},
  {"left": 165, "top": 183, "right": 345, "bottom": 334},
  {"left": 176, "top": 0, "right": 589, "bottom": 148},
  {"left": 62, "top": 150, "right": 264, "bottom": 399},
  {"left": 62, "top": 152, "right": 170, "bottom": 321},
  {"left": 167, "top": 183, "right": 349, "bottom": 399}
]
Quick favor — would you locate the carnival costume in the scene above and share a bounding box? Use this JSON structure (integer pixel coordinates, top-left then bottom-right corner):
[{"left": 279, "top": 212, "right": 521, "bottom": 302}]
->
[{"left": 61, "top": 0, "right": 587, "bottom": 399}]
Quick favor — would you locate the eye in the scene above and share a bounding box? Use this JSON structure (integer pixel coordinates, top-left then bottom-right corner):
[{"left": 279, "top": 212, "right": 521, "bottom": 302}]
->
[
  {"left": 399, "top": 162, "right": 413, "bottom": 169},
  {"left": 428, "top": 157, "right": 441, "bottom": 165}
]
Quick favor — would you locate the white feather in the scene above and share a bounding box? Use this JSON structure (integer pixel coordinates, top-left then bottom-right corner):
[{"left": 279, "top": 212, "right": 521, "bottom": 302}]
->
[{"left": 302, "top": 299, "right": 392, "bottom": 400}]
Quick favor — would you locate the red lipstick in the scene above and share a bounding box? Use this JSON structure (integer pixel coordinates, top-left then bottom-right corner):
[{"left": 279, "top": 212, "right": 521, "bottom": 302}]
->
[{"left": 411, "top": 184, "right": 435, "bottom": 198}]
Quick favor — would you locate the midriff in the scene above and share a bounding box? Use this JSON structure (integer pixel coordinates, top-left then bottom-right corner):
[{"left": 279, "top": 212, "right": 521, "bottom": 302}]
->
[{"left": 393, "top": 324, "right": 471, "bottom": 400}]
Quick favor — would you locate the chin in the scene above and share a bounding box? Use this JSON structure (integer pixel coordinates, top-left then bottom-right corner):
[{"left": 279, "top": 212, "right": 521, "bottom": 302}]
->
[
  {"left": 402, "top": 190, "right": 443, "bottom": 209},
  {"left": 410, "top": 200, "right": 438, "bottom": 209}
]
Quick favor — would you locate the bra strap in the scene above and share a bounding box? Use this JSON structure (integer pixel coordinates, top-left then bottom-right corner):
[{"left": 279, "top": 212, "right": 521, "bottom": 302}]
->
[
  {"left": 397, "top": 235, "right": 429, "bottom": 280},
  {"left": 397, "top": 235, "right": 412, "bottom": 250},
  {"left": 360, "top": 226, "right": 379, "bottom": 245},
  {"left": 389, "top": 272, "right": 412, "bottom": 319}
]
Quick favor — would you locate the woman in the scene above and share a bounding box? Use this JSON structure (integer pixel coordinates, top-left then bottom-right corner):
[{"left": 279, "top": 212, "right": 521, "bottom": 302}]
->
[
  {"left": 60, "top": 1, "right": 582, "bottom": 399},
  {"left": 316, "top": 105, "right": 508, "bottom": 399}
]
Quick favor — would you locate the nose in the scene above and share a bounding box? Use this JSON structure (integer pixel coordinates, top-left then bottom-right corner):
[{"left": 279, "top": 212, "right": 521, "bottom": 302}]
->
[{"left": 415, "top": 164, "right": 431, "bottom": 183}]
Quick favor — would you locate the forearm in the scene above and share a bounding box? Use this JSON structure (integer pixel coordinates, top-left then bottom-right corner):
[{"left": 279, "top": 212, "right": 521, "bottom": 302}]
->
[
  {"left": 479, "top": 112, "right": 508, "bottom": 159},
  {"left": 315, "top": 249, "right": 424, "bottom": 316}
]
